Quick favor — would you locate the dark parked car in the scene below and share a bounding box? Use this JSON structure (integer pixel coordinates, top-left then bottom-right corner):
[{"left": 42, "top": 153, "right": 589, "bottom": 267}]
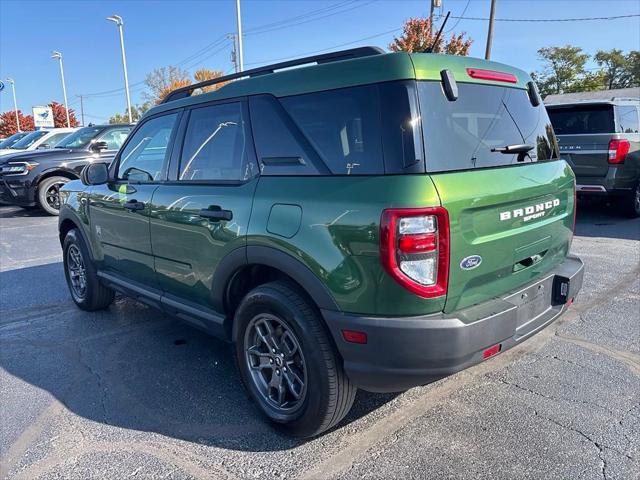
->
[
  {"left": 545, "top": 90, "right": 640, "bottom": 217},
  {"left": 0, "top": 124, "right": 132, "bottom": 215}
]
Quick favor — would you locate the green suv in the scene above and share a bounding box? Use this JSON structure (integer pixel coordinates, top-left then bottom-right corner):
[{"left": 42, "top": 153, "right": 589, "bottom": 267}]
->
[{"left": 59, "top": 47, "right": 584, "bottom": 438}]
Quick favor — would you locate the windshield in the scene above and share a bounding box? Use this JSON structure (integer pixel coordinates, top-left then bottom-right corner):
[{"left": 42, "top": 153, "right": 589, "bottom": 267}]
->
[
  {"left": 10, "top": 130, "right": 49, "bottom": 150},
  {"left": 419, "top": 81, "right": 558, "bottom": 172},
  {"left": 546, "top": 104, "right": 615, "bottom": 135},
  {"left": 0, "top": 132, "right": 29, "bottom": 149},
  {"left": 55, "top": 126, "right": 104, "bottom": 149}
]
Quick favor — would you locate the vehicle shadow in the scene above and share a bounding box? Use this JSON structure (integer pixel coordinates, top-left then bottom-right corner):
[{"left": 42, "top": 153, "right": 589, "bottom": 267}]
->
[
  {"left": 575, "top": 198, "right": 640, "bottom": 241},
  {"left": 0, "top": 263, "right": 399, "bottom": 452},
  {"left": 0, "top": 205, "right": 48, "bottom": 219}
]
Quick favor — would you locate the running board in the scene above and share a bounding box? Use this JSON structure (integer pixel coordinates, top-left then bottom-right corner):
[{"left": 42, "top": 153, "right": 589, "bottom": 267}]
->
[{"left": 97, "top": 271, "right": 228, "bottom": 340}]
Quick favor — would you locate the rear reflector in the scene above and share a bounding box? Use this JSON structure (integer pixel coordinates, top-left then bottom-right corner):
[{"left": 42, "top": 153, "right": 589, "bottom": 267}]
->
[
  {"left": 342, "top": 330, "right": 368, "bottom": 344},
  {"left": 483, "top": 344, "right": 502, "bottom": 359},
  {"left": 466, "top": 68, "right": 518, "bottom": 84}
]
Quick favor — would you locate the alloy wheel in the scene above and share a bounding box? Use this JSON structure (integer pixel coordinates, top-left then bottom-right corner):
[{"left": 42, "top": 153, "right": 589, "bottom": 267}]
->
[
  {"left": 244, "top": 313, "right": 307, "bottom": 413},
  {"left": 67, "top": 244, "right": 87, "bottom": 301},
  {"left": 45, "top": 181, "right": 65, "bottom": 210}
]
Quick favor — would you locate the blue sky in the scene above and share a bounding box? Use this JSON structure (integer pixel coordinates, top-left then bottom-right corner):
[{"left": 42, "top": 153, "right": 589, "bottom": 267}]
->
[{"left": 1, "top": 0, "right": 638, "bottom": 124}]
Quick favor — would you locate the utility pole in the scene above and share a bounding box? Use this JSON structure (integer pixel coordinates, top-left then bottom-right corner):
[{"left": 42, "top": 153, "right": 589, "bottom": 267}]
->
[
  {"left": 430, "top": 0, "right": 441, "bottom": 25},
  {"left": 6, "top": 78, "right": 20, "bottom": 131},
  {"left": 227, "top": 33, "right": 238, "bottom": 73},
  {"left": 485, "top": 0, "right": 497, "bottom": 60},
  {"left": 51, "top": 51, "right": 71, "bottom": 128},
  {"left": 235, "top": 0, "right": 244, "bottom": 72},
  {"left": 107, "top": 15, "right": 133, "bottom": 124},
  {"left": 76, "top": 95, "right": 85, "bottom": 126}
]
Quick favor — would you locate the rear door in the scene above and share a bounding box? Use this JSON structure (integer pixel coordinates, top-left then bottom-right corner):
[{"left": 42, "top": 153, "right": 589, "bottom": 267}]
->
[
  {"left": 149, "top": 100, "right": 258, "bottom": 311},
  {"left": 418, "top": 81, "right": 574, "bottom": 313},
  {"left": 89, "top": 113, "right": 180, "bottom": 287},
  {"left": 546, "top": 103, "right": 614, "bottom": 178}
]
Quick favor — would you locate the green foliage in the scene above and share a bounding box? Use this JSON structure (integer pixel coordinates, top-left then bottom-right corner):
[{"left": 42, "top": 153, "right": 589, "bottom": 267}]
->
[
  {"left": 108, "top": 103, "right": 151, "bottom": 124},
  {"left": 532, "top": 45, "right": 639, "bottom": 97}
]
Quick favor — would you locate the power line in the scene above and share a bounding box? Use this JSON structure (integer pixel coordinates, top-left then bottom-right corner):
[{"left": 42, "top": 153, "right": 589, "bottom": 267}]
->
[{"left": 436, "top": 13, "right": 639, "bottom": 23}]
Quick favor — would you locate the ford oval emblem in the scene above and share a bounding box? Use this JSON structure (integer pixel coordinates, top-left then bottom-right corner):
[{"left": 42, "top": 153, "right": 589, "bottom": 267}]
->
[{"left": 460, "top": 255, "right": 482, "bottom": 270}]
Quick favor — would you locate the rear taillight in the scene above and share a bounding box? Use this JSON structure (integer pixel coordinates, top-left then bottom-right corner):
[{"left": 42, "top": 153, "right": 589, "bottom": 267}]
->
[
  {"left": 380, "top": 207, "right": 449, "bottom": 298},
  {"left": 608, "top": 139, "right": 630, "bottom": 164}
]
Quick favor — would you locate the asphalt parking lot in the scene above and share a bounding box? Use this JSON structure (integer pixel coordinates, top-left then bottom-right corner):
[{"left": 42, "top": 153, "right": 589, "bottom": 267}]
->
[{"left": 0, "top": 201, "right": 638, "bottom": 480}]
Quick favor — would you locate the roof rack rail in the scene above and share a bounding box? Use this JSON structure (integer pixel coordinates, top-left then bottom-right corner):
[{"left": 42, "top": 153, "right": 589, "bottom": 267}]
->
[
  {"left": 610, "top": 96, "right": 639, "bottom": 101},
  {"left": 161, "top": 46, "right": 385, "bottom": 104}
]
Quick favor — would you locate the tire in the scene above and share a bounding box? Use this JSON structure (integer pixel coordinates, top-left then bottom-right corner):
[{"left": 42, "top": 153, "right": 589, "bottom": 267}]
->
[
  {"left": 37, "top": 176, "right": 69, "bottom": 216},
  {"left": 620, "top": 183, "right": 640, "bottom": 218},
  {"left": 63, "top": 228, "right": 114, "bottom": 311},
  {"left": 234, "top": 281, "right": 356, "bottom": 438}
]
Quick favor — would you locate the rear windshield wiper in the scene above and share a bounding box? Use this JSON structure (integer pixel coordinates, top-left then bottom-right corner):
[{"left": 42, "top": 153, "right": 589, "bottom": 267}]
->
[{"left": 491, "top": 144, "right": 534, "bottom": 154}]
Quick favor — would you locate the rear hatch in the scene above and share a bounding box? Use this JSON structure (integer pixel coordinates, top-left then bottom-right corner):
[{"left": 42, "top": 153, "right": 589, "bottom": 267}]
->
[
  {"left": 418, "top": 80, "right": 575, "bottom": 313},
  {"left": 546, "top": 103, "right": 614, "bottom": 178}
]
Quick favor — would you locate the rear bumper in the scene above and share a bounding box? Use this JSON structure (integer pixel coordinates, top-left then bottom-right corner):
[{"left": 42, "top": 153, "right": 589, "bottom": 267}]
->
[
  {"left": 575, "top": 167, "right": 637, "bottom": 196},
  {"left": 0, "top": 177, "right": 36, "bottom": 206},
  {"left": 323, "top": 255, "right": 584, "bottom": 392}
]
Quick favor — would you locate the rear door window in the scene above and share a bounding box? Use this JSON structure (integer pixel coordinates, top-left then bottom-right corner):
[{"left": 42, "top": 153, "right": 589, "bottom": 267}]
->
[
  {"left": 547, "top": 104, "right": 614, "bottom": 135},
  {"left": 616, "top": 106, "right": 639, "bottom": 133},
  {"left": 280, "top": 85, "right": 384, "bottom": 175},
  {"left": 419, "top": 82, "right": 558, "bottom": 172},
  {"left": 179, "top": 102, "right": 256, "bottom": 181}
]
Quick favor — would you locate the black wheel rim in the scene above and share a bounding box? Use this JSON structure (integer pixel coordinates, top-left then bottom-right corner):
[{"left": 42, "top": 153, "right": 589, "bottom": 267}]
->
[
  {"left": 45, "top": 181, "right": 65, "bottom": 210},
  {"left": 244, "top": 313, "right": 307, "bottom": 413},
  {"left": 67, "top": 244, "right": 87, "bottom": 301},
  {"left": 634, "top": 185, "right": 640, "bottom": 214}
]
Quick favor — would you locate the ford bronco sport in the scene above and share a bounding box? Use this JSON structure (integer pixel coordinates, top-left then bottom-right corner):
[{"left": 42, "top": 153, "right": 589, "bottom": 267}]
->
[
  {"left": 59, "top": 47, "right": 584, "bottom": 438},
  {"left": 545, "top": 92, "right": 640, "bottom": 217}
]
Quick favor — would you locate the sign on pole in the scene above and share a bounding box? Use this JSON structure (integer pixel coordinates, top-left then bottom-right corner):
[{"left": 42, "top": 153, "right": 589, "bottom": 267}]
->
[{"left": 33, "top": 106, "right": 55, "bottom": 128}]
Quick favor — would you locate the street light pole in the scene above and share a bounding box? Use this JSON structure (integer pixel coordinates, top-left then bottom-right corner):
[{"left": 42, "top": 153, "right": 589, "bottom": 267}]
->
[
  {"left": 485, "top": 0, "right": 497, "bottom": 60},
  {"left": 51, "top": 51, "right": 71, "bottom": 128},
  {"left": 107, "top": 15, "right": 133, "bottom": 124},
  {"left": 6, "top": 78, "right": 20, "bottom": 131},
  {"left": 76, "top": 94, "right": 85, "bottom": 126},
  {"left": 235, "top": 0, "right": 244, "bottom": 72}
]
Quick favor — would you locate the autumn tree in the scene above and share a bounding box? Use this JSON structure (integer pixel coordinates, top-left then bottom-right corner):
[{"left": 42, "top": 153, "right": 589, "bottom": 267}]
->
[
  {"left": 389, "top": 17, "right": 472, "bottom": 55},
  {"left": 143, "top": 66, "right": 191, "bottom": 104},
  {"left": 0, "top": 110, "right": 35, "bottom": 137},
  {"left": 144, "top": 66, "right": 228, "bottom": 104},
  {"left": 49, "top": 102, "right": 79, "bottom": 128}
]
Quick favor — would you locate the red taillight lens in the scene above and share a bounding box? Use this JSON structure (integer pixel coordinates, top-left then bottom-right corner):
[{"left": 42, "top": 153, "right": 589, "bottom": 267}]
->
[
  {"left": 608, "top": 139, "right": 630, "bottom": 164},
  {"left": 483, "top": 343, "right": 502, "bottom": 359},
  {"left": 466, "top": 68, "right": 518, "bottom": 84},
  {"left": 380, "top": 207, "right": 449, "bottom": 298}
]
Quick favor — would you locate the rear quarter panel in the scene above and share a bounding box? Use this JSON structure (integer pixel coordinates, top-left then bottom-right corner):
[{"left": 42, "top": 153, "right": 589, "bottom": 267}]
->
[{"left": 247, "top": 175, "right": 444, "bottom": 316}]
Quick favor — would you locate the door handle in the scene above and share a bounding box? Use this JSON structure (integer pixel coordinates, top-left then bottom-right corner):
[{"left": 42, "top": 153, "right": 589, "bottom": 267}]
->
[
  {"left": 199, "top": 206, "right": 233, "bottom": 221},
  {"left": 123, "top": 200, "right": 145, "bottom": 211}
]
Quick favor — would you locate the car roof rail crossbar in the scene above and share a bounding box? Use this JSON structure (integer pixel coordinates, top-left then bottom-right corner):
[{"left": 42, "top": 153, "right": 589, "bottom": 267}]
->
[{"left": 161, "top": 46, "right": 385, "bottom": 104}]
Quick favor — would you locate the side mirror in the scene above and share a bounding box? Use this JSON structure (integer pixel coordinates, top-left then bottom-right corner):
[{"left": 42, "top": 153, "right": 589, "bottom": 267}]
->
[
  {"left": 90, "top": 141, "right": 109, "bottom": 152},
  {"left": 36, "top": 143, "right": 51, "bottom": 150},
  {"left": 81, "top": 162, "right": 109, "bottom": 186}
]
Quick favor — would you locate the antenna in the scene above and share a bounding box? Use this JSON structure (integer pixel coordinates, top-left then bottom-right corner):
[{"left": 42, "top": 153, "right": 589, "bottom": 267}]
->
[{"left": 424, "top": 11, "right": 450, "bottom": 53}]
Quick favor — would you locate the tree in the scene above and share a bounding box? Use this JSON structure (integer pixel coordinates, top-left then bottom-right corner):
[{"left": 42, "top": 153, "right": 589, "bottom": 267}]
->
[
  {"left": 49, "top": 102, "right": 79, "bottom": 128},
  {"left": 531, "top": 46, "right": 591, "bottom": 97},
  {"left": 594, "top": 49, "right": 639, "bottom": 89},
  {"left": 143, "top": 66, "right": 191, "bottom": 104},
  {"left": 0, "top": 110, "right": 35, "bottom": 137},
  {"left": 627, "top": 51, "right": 640, "bottom": 87},
  {"left": 389, "top": 17, "right": 472, "bottom": 55},
  {"left": 144, "top": 66, "right": 228, "bottom": 104},
  {"left": 108, "top": 103, "right": 151, "bottom": 124}
]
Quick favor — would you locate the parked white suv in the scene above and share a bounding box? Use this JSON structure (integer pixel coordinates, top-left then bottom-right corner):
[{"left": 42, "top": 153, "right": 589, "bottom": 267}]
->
[{"left": 0, "top": 128, "right": 77, "bottom": 156}]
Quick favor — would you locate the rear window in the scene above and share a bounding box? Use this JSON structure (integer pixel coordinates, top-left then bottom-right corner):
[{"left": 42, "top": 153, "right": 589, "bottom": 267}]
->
[
  {"left": 419, "top": 81, "right": 558, "bottom": 173},
  {"left": 546, "top": 104, "right": 614, "bottom": 135},
  {"left": 10, "top": 130, "right": 49, "bottom": 149}
]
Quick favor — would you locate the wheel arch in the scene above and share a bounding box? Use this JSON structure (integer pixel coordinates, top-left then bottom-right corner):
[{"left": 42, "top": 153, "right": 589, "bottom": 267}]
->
[{"left": 214, "top": 246, "right": 340, "bottom": 339}]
